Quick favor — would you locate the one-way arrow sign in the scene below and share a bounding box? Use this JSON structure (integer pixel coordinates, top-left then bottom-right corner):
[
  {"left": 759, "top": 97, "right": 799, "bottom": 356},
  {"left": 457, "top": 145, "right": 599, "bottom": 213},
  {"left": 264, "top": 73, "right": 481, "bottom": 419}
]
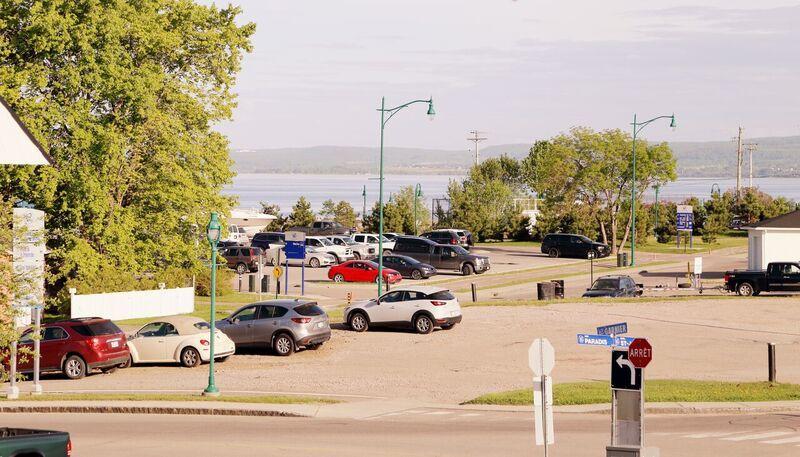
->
[{"left": 611, "top": 350, "right": 642, "bottom": 391}]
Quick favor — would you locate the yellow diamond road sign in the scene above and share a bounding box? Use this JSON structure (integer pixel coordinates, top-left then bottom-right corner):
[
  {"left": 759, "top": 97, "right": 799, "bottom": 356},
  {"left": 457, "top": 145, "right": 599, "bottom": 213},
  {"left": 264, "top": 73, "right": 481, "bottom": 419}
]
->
[{"left": 273, "top": 266, "right": 283, "bottom": 278}]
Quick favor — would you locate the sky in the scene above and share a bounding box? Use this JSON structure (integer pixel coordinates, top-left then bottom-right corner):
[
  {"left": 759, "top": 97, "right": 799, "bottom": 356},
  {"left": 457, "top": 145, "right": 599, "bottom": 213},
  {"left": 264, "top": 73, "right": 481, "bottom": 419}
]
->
[{"left": 206, "top": 0, "right": 800, "bottom": 150}]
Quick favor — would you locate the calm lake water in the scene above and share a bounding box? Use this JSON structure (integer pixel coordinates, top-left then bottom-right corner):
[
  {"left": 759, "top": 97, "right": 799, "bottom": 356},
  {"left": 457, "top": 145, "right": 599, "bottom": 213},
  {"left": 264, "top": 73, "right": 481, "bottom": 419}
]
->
[{"left": 224, "top": 173, "right": 800, "bottom": 213}]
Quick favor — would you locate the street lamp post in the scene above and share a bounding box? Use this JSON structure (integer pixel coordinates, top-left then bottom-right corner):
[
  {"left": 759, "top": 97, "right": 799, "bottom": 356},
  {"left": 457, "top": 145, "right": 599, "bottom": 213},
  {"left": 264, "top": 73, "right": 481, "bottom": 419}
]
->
[
  {"left": 653, "top": 184, "right": 660, "bottom": 232},
  {"left": 361, "top": 185, "right": 367, "bottom": 227},
  {"left": 629, "top": 113, "right": 676, "bottom": 267},
  {"left": 203, "top": 212, "right": 221, "bottom": 397},
  {"left": 377, "top": 96, "right": 435, "bottom": 296},
  {"left": 414, "top": 183, "right": 422, "bottom": 235}
]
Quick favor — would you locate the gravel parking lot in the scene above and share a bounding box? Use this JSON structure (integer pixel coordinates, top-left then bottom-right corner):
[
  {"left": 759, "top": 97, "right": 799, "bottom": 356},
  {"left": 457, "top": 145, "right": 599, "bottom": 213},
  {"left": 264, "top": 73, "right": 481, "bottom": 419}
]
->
[{"left": 29, "top": 296, "right": 800, "bottom": 404}]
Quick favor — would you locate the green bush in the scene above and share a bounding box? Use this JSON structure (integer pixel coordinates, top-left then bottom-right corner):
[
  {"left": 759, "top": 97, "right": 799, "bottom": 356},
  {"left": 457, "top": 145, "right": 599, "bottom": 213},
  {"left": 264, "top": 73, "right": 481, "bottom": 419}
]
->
[{"left": 194, "top": 266, "right": 235, "bottom": 297}]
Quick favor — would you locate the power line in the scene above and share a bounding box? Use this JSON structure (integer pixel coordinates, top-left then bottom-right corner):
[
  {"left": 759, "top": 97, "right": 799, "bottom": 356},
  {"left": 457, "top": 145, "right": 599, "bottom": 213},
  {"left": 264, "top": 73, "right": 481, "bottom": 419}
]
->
[
  {"left": 467, "top": 130, "right": 487, "bottom": 166},
  {"left": 743, "top": 143, "right": 758, "bottom": 188}
]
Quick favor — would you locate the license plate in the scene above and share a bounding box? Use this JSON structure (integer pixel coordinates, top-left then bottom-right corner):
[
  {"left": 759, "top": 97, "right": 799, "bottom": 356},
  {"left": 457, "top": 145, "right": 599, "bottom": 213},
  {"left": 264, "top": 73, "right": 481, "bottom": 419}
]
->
[
  {"left": 110, "top": 340, "right": 119, "bottom": 348},
  {"left": 316, "top": 322, "right": 325, "bottom": 328}
]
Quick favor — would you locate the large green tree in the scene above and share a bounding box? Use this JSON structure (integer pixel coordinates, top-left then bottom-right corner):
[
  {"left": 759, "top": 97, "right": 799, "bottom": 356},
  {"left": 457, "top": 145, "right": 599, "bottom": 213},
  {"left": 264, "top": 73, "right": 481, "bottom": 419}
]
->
[
  {"left": 0, "top": 0, "right": 254, "bottom": 305},
  {"left": 363, "top": 185, "right": 430, "bottom": 234},
  {"left": 288, "top": 196, "right": 315, "bottom": 227},
  {"left": 522, "top": 127, "right": 677, "bottom": 253}
]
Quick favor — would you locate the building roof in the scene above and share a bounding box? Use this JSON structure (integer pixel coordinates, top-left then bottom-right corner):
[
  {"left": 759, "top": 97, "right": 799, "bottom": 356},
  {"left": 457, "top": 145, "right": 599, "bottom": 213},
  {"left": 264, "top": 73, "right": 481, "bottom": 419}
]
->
[
  {"left": 747, "top": 210, "right": 800, "bottom": 229},
  {"left": 0, "top": 95, "right": 53, "bottom": 165}
]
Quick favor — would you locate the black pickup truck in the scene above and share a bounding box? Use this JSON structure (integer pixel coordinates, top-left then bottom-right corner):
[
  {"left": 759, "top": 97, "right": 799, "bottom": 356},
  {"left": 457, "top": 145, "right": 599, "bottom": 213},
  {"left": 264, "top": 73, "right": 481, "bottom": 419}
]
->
[
  {"left": 724, "top": 262, "right": 800, "bottom": 296},
  {"left": 0, "top": 428, "right": 71, "bottom": 456}
]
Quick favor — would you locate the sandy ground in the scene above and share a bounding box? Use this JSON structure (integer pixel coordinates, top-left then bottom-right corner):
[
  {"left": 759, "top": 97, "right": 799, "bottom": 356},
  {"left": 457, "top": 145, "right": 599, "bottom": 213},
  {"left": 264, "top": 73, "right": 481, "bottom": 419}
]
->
[{"left": 21, "top": 296, "right": 800, "bottom": 404}]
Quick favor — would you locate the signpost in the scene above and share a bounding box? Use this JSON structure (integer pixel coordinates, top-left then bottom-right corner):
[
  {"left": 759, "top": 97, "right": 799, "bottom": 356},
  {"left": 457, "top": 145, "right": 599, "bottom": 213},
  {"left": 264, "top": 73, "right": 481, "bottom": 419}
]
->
[
  {"left": 611, "top": 350, "right": 642, "bottom": 391},
  {"left": 528, "top": 338, "right": 555, "bottom": 455},
  {"left": 588, "top": 249, "right": 596, "bottom": 287},
  {"left": 676, "top": 205, "right": 693, "bottom": 249},
  {"left": 577, "top": 334, "right": 635, "bottom": 348},
  {"left": 597, "top": 323, "right": 628, "bottom": 336},
  {"left": 284, "top": 231, "right": 306, "bottom": 296}
]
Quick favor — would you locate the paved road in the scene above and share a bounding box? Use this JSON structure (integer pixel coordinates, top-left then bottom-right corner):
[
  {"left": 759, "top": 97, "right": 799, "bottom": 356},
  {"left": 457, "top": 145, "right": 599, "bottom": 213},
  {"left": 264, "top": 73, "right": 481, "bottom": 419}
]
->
[{"left": 5, "top": 410, "right": 800, "bottom": 456}]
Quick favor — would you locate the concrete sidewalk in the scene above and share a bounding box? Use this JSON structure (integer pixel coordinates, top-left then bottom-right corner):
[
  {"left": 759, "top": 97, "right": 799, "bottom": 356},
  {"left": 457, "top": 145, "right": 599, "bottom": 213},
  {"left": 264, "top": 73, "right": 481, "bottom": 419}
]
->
[{"left": 3, "top": 397, "right": 800, "bottom": 418}]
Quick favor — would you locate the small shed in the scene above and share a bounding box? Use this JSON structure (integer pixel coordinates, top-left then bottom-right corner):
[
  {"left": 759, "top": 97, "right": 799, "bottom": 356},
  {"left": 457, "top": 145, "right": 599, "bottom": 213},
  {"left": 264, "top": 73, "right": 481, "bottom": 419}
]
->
[{"left": 746, "top": 210, "right": 800, "bottom": 270}]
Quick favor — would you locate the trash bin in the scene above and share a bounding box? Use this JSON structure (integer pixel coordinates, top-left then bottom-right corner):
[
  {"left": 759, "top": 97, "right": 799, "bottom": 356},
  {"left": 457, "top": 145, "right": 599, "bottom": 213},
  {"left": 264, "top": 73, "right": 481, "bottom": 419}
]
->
[
  {"left": 622, "top": 252, "right": 629, "bottom": 267},
  {"left": 537, "top": 282, "right": 556, "bottom": 300},
  {"left": 552, "top": 279, "right": 564, "bottom": 299},
  {"left": 248, "top": 274, "right": 257, "bottom": 292},
  {"left": 261, "top": 276, "right": 270, "bottom": 293},
  {"left": 617, "top": 253, "right": 624, "bottom": 268}
]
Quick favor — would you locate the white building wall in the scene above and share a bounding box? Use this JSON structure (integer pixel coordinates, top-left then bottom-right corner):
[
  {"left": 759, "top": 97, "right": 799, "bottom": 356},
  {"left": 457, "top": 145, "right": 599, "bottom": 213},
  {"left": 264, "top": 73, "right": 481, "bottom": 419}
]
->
[
  {"left": 70, "top": 287, "right": 195, "bottom": 321},
  {"left": 749, "top": 229, "right": 800, "bottom": 270}
]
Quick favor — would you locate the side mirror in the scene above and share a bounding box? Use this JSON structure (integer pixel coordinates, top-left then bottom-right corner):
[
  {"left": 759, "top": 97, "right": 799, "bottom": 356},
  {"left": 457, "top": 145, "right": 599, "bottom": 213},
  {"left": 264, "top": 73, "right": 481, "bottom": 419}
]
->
[{"left": 231, "top": 317, "right": 239, "bottom": 324}]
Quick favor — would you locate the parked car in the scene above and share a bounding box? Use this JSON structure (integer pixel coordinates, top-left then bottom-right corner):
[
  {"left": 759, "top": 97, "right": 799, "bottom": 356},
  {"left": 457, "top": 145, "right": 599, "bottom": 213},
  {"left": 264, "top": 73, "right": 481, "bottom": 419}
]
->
[
  {"left": 125, "top": 316, "right": 235, "bottom": 367},
  {"left": 383, "top": 232, "right": 403, "bottom": 241},
  {"left": 382, "top": 254, "right": 437, "bottom": 280},
  {"left": 582, "top": 275, "right": 642, "bottom": 298},
  {"left": 724, "top": 262, "right": 800, "bottom": 296},
  {"left": 344, "top": 286, "right": 462, "bottom": 334},
  {"left": 220, "top": 246, "right": 264, "bottom": 274},
  {"left": 0, "top": 428, "right": 71, "bottom": 457},
  {"left": 216, "top": 300, "right": 331, "bottom": 356},
  {"left": 541, "top": 233, "right": 611, "bottom": 259},
  {"left": 251, "top": 232, "right": 285, "bottom": 250},
  {"left": 730, "top": 216, "right": 745, "bottom": 230},
  {"left": 327, "top": 235, "right": 376, "bottom": 260},
  {"left": 328, "top": 260, "right": 402, "bottom": 284},
  {"left": 392, "top": 236, "right": 490, "bottom": 276},
  {"left": 352, "top": 233, "right": 396, "bottom": 254},
  {"left": 306, "top": 236, "right": 354, "bottom": 263},
  {"left": 421, "top": 229, "right": 471, "bottom": 248},
  {"left": 16, "top": 318, "right": 130, "bottom": 379},
  {"left": 286, "top": 220, "right": 351, "bottom": 236}
]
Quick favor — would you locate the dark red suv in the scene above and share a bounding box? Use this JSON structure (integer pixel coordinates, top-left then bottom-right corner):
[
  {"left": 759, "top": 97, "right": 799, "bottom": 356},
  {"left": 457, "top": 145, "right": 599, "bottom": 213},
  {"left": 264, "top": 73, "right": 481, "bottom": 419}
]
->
[{"left": 17, "top": 318, "right": 130, "bottom": 379}]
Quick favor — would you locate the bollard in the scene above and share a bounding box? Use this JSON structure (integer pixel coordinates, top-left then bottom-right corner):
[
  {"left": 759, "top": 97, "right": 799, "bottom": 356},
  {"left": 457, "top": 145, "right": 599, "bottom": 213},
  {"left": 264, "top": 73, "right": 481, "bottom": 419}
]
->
[
  {"left": 471, "top": 283, "right": 477, "bottom": 302},
  {"left": 768, "top": 343, "right": 777, "bottom": 383},
  {"left": 238, "top": 273, "right": 243, "bottom": 292}
]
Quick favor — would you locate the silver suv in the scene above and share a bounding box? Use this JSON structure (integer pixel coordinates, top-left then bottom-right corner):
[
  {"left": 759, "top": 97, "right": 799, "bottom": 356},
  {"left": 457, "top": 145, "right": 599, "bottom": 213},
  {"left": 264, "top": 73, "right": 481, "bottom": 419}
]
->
[{"left": 215, "top": 300, "right": 331, "bottom": 356}]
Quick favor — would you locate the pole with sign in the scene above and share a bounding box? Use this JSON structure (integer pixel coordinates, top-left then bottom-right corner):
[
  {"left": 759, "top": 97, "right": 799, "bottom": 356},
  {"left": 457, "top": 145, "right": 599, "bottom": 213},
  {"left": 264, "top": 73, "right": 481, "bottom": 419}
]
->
[
  {"left": 284, "top": 231, "right": 306, "bottom": 296},
  {"left": 676, "top": 205, "right": 693, "bottom": 249},
  {"left": 607, "top": 338, "right": 653, "bottom": 457},
  {"left": 528, "top": 338, "right": 555, "bottom": 455}
]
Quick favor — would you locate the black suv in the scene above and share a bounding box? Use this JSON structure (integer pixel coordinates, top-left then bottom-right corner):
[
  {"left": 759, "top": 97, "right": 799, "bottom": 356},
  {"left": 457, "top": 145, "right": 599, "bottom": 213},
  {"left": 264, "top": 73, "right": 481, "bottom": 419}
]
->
[
  {"left": 541, "top": 233, "right": 610, "bottom": 259},
  {"left": 392, "top": 236, "right": 489, "bottom": 275},
  {"left": 252, "top": 232, "right": 285, "bottom": 250}
]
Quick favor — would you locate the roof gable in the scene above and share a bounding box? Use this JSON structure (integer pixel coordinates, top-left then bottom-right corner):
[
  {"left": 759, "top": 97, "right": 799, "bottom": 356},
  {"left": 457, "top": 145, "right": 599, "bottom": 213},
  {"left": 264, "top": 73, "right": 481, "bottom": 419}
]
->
[{"left": 747, "top": 210, "right": 800, "bottom": 229}]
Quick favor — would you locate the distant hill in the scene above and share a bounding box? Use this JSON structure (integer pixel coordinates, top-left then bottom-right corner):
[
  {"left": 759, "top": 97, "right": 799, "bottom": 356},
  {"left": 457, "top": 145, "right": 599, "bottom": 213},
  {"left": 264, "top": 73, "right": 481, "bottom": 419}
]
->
[{"left": 231, "top": 136, "right": 800, "bottom": 177}]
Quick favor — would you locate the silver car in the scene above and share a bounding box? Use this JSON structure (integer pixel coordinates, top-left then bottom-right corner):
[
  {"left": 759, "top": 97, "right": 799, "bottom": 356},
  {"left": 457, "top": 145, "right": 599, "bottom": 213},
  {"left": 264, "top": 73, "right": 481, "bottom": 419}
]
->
[
  {"left": 215, "top": 300, "right": 331, "bottom": 356},
  {"left": 327, "top": 235, "right": 376, "bottom": 260}
]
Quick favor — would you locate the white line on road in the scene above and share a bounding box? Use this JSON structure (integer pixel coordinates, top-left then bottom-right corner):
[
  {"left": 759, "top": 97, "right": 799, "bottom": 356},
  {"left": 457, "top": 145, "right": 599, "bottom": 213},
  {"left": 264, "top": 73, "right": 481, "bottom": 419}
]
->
[
  {"left": 685, "top": 431, "right": 752, "bottom": 439},
  {"left": 459, "top": 413, "right": 482, "bottom": 417},
  {"left": 424, "top": 411, "right": 453, "bottom": 415},
  {"left": 760, "top": 435, "right": 800, "bottom": 444},
  {"left": 722, "top": 431, "right": 794, "bottom": 442}
]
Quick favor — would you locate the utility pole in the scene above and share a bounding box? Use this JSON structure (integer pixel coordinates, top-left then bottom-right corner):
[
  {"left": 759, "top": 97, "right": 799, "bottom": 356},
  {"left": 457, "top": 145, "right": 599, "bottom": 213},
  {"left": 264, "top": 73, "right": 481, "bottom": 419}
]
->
[
  {"left": 467, "top": 130, "right": 487, "bottom": 166},
  {"left": 735, "top": 127, "right": 743, "bottom": 198},
  {"left": 744, "top": 143, "right": 758, "bottom": 188}
]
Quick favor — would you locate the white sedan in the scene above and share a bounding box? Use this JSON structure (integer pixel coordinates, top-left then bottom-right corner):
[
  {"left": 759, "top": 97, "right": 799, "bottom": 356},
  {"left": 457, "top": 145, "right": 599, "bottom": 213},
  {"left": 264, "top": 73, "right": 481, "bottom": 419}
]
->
[
  {"left": 126, "top": 316, "right": 235, "bottom": 367},
  {"left": 343, "top": 286, "right": 462, "bottom": 334}
]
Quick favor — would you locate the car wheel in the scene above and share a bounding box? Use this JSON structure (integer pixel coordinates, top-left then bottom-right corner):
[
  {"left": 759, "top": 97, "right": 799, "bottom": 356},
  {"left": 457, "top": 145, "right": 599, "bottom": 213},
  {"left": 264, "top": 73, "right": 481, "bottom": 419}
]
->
[
  {"left": 217, "top": 356, "right": 230, "bottom": 363},
  {"left": 461, "top": 263, "right": 474, "bottom": 276},
  {"left": 309, "top": 257, "right": 321, "bottom": 268},
  {"left": 180, "top": 347, "right": 201, "bottom": 367},
  {"left": 383, "top": 249, "right": 392, "bottom": 256},
  {"left": 119, "top": 354, "right": 132, "bottom": 368},
  {"left": 349, "top": 312, "right": 369, "bottom": 332},
  {"left": 414, "top": 314, "right": 434, "bottom": 334},
  {"left": 332, "top": 254, "right": 342, "bottom": 264},
  {"left": 236, "top": 263, "right": 247, "bottom": 274},
  {"left": 353, "top": 252, "right": 361, "bottom": 260},
  {"left": 737, "top": 282, "right": 755, "bottom": 297},
  {"left": 333, "top": 273, "right": 345, "bottom": 282},
  {"left": 548, "top": 248, "right": 560, "bottom": 258},
  {"left": 273, "top": 333, "right": 295, "bottom": 357},
  {"left": 63, "top": 355, "right": 87, "bottom": 380},
  {"left": 411, "top": 269, "right": 423, "bottom": 280}
]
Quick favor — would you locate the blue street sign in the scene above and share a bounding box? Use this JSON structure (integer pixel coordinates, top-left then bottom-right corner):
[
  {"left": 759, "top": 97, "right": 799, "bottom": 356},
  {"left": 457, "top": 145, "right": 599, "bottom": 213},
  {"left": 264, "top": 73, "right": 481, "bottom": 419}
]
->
[
  {"left": 596, "top": 322, "right": 628, "bottom": 336},
  {"left": 284, "top": 240, "right": 306, "bottom": 260},
  {"left": 677, "top": 205, "right": 694, "bottom": 231},
  {"left": 577, "top": 334, "right": 636, "bottom": 347}
]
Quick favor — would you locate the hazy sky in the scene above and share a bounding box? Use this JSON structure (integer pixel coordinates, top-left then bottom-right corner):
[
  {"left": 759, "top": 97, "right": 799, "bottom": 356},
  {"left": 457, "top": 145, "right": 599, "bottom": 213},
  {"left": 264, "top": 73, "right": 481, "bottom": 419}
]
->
[{"left": 208, "top": 1, "right": 800, "bottom": 150}]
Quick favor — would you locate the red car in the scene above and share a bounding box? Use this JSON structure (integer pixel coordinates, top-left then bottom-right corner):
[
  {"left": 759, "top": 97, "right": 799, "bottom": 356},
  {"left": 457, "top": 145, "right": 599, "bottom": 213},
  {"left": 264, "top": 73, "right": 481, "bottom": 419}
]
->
[
  {"left": 328, "top": 260, "right": 402, "bottom": 284},
  {"left": 16, "top": 317, "right": 130, "bottom": 380}
]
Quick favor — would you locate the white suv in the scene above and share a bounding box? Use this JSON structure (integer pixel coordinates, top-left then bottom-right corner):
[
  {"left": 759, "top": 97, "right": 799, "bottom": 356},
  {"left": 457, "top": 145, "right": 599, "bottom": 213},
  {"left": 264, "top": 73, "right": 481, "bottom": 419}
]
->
[
  {"left": 305, "top": 236, "right": 354, "bottom": 263},
  {"left": 327, "top": 235, "right": 376, "bottom": 260},
  {"left": 343, "top": 286, "right": 462, "bottom": 334},
  {"left": 352, "top": 233, "right": 395, "bottom": 255}
]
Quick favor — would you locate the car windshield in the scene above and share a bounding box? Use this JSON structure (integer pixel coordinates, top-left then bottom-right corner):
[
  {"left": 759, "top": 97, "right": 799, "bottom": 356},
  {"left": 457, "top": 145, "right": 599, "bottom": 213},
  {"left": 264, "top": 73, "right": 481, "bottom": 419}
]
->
[
  {"left": 591, "top": 278, "right": 619, "bottom": 290},
  {"left": 579, "top": 236, "right": 593, "bottom": 243},
  {"left": 341, "top": 238, "right": 357, "bottom": 245},
  {"left": 316, "top": 238, "right": 333, "bottom": 246},
  {"left": 294, "top": 303, "right": 325, "bottom": 316},
  {"left": 72, "top": 321, "right": 123, "bottom": 336},
  {"left": 364, "top": 261, "right": 379, "bottom": 269}
]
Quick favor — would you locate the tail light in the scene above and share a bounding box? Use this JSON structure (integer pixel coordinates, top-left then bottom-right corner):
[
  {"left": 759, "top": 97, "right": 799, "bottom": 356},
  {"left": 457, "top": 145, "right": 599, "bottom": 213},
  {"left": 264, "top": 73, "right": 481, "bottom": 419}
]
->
[
  {"left": 431, "top": 301, "right": 447, "bottom": 306},
  {"left": 450, "top": 239, "right": 457, "bottom": 244},
  {"left": 291, "top": 317, "right": 312, "bottom": 324},
  {"left": 200, "top": 339, "right": 209, "bottom": 346},
  {"left": 90, "top": 337, "right": 102, "bottom": 350},
  {"left": 67, "top": 438, "right": 72, "bottom": 456},
  {"left": 723, "top": 274, "right": 730, "bottom": 282}
]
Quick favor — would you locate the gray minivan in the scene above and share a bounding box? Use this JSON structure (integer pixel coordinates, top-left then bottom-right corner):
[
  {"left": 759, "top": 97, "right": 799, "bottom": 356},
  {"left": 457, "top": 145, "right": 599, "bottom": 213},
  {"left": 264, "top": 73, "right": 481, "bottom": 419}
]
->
[{"left": 391, "top": 236, "right": 489, "bottom": 276}]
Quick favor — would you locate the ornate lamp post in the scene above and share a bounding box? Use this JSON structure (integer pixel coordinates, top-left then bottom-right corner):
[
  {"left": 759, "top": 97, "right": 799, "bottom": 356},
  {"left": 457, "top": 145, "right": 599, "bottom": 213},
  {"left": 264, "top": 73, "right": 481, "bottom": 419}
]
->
[{"left": 202, "top": 212, "right": 221, "bottom": 397}]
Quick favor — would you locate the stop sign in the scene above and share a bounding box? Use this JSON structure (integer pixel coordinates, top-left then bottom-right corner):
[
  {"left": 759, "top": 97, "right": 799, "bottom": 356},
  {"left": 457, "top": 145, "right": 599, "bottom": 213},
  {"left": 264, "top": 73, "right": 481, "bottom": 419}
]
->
[{"left": 628, "top": 338, "right": 652, "bottom": 368}]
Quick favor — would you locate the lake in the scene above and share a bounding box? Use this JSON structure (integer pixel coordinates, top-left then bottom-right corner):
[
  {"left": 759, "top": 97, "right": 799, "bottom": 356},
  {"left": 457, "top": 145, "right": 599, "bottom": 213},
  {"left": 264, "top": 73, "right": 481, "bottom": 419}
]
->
[{"left": 224, "top": 173, "right": 800, "bottom": 213}]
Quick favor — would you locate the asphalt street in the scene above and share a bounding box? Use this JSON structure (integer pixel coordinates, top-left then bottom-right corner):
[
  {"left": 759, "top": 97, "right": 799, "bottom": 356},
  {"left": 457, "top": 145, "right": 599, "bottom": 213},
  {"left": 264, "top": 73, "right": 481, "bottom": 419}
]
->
[{"left": 4, "top": 410, "right": 800, "bottom": 456}]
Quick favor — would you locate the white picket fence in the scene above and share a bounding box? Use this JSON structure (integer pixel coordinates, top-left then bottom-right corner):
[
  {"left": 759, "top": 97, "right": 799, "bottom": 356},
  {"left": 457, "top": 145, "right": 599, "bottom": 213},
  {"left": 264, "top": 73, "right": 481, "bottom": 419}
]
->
[{"left": 70, "top": 287, "right": 195, "bottom": 321}]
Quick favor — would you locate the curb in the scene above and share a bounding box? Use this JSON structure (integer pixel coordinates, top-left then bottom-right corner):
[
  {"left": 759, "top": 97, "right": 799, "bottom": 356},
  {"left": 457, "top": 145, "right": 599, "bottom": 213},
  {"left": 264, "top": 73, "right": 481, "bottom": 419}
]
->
[{"left": 0, "top": 405, "right": 307, "bottom": 417}]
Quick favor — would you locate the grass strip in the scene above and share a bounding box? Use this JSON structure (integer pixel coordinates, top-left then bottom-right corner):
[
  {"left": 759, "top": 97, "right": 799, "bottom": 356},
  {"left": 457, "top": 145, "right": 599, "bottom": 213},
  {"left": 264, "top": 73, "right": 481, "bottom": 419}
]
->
[
  {"left": 2, "top": 393, "right": 338, "bottom": 404},
  {"left": 464, "top": 380, "right": 800, "bottom": 406}
]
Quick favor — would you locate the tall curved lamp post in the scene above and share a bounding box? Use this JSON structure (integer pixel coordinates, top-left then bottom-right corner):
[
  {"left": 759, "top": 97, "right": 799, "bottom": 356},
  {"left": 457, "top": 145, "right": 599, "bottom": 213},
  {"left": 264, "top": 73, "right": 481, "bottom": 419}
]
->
[
  {"left": 203, "top": 212, "right": 221, "bottom": 396},
  {"left": 414, "top": 183, "right": 422, "bottom": 235},
  {"left": 630, "top": 113, "right": 676, "bottom": 267},
  {"left": 377, "top": 97, "right": 435, "bottom": 296}
]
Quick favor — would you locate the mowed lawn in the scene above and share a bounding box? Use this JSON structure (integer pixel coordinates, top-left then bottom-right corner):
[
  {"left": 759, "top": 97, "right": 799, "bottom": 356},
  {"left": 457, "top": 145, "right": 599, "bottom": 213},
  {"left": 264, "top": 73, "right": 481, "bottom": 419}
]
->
[{"left": 465, "top": 380, "right": 800, "bottom": 406}]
